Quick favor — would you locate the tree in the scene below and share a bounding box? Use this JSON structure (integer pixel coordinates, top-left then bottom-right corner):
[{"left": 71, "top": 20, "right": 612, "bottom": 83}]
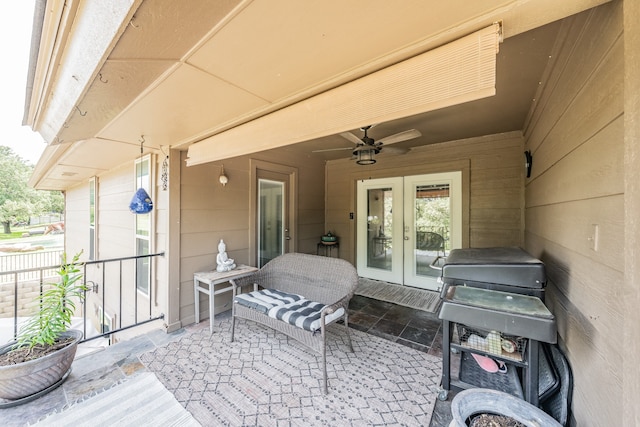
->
[
  {"left": 38, "top": 190, "right": 64, "bottom": 215},
  {"left": 0, "top": 200, "right": 33, "bottom": 233},
  {"left": 0, "top": 146, "right": 63, "bottom": 234}
]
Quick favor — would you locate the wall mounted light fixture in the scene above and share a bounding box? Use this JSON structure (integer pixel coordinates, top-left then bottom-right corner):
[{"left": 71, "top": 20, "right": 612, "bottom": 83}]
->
[
  {"left": 219, "top": 165, "right": 229, "bottom": 186},
  {"left": 524, "top": 150, "right": 533, "bottom": 178}
]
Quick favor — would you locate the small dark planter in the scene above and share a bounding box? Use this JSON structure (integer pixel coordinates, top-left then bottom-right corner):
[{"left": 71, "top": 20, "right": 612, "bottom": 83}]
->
[
  {"left": 450, "top": 388, "right": 561, "bottom": 427},
  {"left": 0, "top": 329, "right": 83, "bottom": 400}
]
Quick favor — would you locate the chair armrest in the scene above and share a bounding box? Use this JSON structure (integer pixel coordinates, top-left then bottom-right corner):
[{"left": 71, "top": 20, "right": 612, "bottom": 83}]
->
[
  {"left": 230, "top": 273, "right": 259, "bottom": 296},
  {"left": 321, "top": 294, "right": 351, "bottom": 316}
]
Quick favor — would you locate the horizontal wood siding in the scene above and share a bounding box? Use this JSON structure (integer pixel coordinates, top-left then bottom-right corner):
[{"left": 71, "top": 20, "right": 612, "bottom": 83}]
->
[
  {"left": 523, "top": 2, "right": 624, "bottom": 425},
  {"left": 623, "top": 0, "right": 640, "bottom": 424},
  {"left": 179, "top": 150, "right": 325, "bottom": 324},
  {"left": 62, "top": 155, "right": 167, "bottom": 340},
  {"left": 64, "top": 183, "right": 90, "bottom": 259},
  {"left": 325, "top": 131, "right": 524, "bottom": 264}
]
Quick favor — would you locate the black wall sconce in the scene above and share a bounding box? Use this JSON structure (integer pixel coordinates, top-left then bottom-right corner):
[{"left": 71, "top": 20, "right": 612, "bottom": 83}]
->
[{"left": 524, "top": 150, "right": 533, "bottom": 178}]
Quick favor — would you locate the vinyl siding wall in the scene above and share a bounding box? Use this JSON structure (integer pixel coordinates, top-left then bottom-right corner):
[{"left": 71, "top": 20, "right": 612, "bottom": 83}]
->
[
  {"left": 179, "top": 150, "right": 325, "bottom": 325},
  {"left": 523, "top": 2, "right": 624, "bottom": 425},
  {"left": 64, "top": 156, "right": 168, "bottom": 341},
  {"left": 324, "top": 131, "right": 525, "bottom": 265}
]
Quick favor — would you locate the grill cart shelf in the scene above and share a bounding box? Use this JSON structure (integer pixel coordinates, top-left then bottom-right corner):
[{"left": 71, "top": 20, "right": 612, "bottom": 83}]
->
[
  {"left": 440, "top": 247, "right": 546, "bottom": 299},
  {"left": 438, "top": 286, "right": 557, "bottom": 406}
]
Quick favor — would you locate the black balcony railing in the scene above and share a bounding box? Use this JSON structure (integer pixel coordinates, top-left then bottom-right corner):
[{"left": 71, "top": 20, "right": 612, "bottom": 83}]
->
[{"left": 0, "top": 252, "right": 165, "bottom": 345}]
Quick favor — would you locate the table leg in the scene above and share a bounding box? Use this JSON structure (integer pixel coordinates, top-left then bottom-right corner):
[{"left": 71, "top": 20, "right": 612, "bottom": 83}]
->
[
  {"left": 194, "top": 278, "right": 200, "bottom": 325},
  {"left": 209, "top": 281, "right": 215, "bottom": 335}
]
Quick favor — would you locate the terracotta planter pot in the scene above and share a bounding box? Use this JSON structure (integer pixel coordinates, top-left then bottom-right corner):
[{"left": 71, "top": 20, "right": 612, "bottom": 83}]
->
[
  {"left": 449, "top": 388, "right": 561, "bottom": 427},
  {"left": 0, "top": 329, "right": 83, "bottom": 400}
]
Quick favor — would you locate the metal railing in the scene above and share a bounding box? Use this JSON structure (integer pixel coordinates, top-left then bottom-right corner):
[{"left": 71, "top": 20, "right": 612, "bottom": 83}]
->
[
  {"left": 81, "top": 252, "right": 165, "bottom": 343},
  {"left": 0, "top": 252, "right": 165, "bottom": 345},
  {"left": 0, "top": 250, "right": 64, "bottom": 283}
]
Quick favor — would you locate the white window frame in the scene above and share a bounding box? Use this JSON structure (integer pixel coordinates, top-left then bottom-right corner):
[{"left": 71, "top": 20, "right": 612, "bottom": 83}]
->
[
  {"left": 89, "top": 177, "right": 97, "bottom": 260},
  {"left": 134, "top": 154, "right": 154, "bottom": 296}
]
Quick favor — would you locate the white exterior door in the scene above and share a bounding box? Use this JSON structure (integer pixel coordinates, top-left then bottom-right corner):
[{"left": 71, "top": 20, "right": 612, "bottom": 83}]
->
[
  {"left": 402, "top": 172, "right": 462, "bottom": 290},
  {"left": 357, "top": 172, "right": 462, "bottom": 290}
]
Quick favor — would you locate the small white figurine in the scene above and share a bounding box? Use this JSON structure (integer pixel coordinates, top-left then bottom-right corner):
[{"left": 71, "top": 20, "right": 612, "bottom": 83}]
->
[{"left": 216, "top": 239, "right": 236, "bottom": 272}]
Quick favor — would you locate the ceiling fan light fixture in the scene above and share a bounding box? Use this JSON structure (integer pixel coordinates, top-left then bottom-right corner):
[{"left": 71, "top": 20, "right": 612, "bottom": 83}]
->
[{"left": 353, "top": 145, "right": 378, "bottom": 165}]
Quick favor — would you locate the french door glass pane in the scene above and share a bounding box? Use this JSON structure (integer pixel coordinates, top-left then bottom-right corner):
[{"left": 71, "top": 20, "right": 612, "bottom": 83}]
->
[
  {"left": 414, "top": 183, "right": 450, "bottom": 277},
  {"left": 367, "top": 187, "right": 393, "bottom": 271},
  {"left": 258, "top": 179, "right": 283, "bottom": 267}
]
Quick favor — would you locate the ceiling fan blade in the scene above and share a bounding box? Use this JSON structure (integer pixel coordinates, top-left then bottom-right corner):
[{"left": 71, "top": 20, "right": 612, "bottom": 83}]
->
[
  {"left": 311, "top": 146, "right": 354, "bottom": 153},
  {"left": 381, "top": 146, "right": 411, "bottom": 155},
  {"left": 339, "top": 132, "right": 363, "bottom": 145},
  {"left": 377, "top": 129, "right": 422, "bottom": 145}
]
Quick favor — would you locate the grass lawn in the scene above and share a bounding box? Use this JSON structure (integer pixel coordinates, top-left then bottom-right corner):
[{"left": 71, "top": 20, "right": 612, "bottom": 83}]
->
[
  {"left": 0, "top": 231, "right": 25, "bottom": 240},
  {"left": 0, "top": 226, "right": 46, "bottom": 241}
]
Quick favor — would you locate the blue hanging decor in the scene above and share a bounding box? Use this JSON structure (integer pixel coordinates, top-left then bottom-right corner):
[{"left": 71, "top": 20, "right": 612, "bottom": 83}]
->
[
  {"left": 130, "top": 136, "right": 153, "bottom": 214},
  {"left": 129, "top": 187, "right": 153, "bottom": 214}
]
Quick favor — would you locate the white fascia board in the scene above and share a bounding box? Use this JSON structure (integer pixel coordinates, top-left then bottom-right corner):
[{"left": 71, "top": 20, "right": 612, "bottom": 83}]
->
[{"left": 32, "top": 0, "right": 140, "bottom": 144}]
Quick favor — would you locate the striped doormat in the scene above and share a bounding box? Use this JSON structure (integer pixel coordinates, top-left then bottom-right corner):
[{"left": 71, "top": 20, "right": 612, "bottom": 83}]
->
[
  {"left": 355, "top": 278, "right": 441, "bottom": 312},
  {"left": 33, "top": 373, "right": 200, "bottom": 426}
]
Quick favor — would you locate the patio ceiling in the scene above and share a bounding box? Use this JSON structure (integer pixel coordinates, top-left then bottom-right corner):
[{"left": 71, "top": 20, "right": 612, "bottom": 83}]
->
[{"left": 25, "top": 0, "right": 610, "bottom": 190}]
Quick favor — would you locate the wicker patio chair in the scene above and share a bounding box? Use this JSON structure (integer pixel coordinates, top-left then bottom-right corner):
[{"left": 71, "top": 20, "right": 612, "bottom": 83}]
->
[{"left": 230, "top": 253, "right": 359, "bottom": 394}]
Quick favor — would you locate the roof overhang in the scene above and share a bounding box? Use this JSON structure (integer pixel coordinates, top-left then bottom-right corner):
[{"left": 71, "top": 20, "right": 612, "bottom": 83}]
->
[{"left": 24, "top": 0, "right": 611, "bottom": 190}]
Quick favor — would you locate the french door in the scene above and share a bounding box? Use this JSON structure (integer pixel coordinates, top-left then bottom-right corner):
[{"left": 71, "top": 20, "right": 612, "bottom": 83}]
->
[
  {"left": 252, "top": 161, "right": 297, "bottom": 268},
  {"left": 356, "top": 172, "right": 461, "bottom": 290},
  {"left": 257, "top": 172, "right": 290, "bottom": 267}
]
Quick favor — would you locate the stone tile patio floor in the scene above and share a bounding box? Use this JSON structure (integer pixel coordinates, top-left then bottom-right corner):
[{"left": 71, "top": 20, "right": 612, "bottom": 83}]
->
[{"left": 2, "top": 295, "right": 455, "bottom": 426}]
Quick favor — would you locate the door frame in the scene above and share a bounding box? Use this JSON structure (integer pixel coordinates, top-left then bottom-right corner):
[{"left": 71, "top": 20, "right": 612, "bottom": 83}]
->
[
  {"left": 355, "top": 172, "right": 462, "bottom": 288},
  {"left": 356, "top": 177, "right": 405, "bottom": 284},
  {"left": 403, "top": 171, "right": 462, "bottom": 289},
  {"left": 249, "top": 160, "right": 298, "bottom": 267},
  {"left": 349, "top": 159, "right": 470, "bottom": 264}
]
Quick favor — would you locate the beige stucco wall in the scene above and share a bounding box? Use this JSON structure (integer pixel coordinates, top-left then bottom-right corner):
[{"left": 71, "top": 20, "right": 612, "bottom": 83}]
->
[
  {"left": 324, "top": 131, "right": 525, "bottom": 264},
  {"left": 524, "top": 1, "right": 624, "bottom": 425}
]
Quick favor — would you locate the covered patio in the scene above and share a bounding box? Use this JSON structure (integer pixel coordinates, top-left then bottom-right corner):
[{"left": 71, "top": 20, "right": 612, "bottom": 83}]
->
[
  {"left": 2, "top": 298, "right": 451, "bottom": 426},
  {"left": 19, "top": 0, "right": 640, "bottom": 425}
]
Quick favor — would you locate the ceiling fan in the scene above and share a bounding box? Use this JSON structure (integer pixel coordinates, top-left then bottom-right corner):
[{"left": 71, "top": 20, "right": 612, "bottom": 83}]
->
[{"left": 313, "top": 125, "right": 422, "bottom": 165}]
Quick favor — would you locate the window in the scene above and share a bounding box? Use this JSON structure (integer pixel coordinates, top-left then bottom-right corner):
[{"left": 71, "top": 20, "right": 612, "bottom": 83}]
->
[
  {"left": 135, "top": 156, "right": 152, "bottom": 295},
  {"left": 89, "top": 177, "right": 96, "bottom": 260},
  {"left": 98, "top": 306, "right": 113, "bottom": 334},
  {"left": 98, "top": 306, "right": 114, "bottom": 345}
]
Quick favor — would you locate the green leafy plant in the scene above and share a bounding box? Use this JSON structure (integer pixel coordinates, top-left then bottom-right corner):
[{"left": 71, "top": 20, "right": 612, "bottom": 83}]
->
[{"left": 14, "top": 251, "right": 86, "bottom": 352}]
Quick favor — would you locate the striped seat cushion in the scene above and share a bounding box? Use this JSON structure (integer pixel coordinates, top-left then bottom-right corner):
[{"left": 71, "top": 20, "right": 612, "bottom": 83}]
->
[
  {"left": 234, "top": 289, "right": 304, "bottom": 314},
  {"left": 234, "top": 289, "right": 344, "bottom": 332},
  {"left": 268, "top": 301, "right": 345, "bottom": 332}
]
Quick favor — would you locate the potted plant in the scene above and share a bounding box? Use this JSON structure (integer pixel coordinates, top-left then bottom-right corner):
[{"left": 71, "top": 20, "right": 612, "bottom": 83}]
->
[
  {"left": 0, "top": 252, "right": 86, "bottom": 401},
  {"left": 449, "top": 388, "right": 561, "bottom": 427}
]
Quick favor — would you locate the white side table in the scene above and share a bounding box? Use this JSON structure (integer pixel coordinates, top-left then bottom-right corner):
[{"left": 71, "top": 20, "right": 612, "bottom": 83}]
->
[{"left": 194, "top": 264, "right": 258, "bottom": 334}]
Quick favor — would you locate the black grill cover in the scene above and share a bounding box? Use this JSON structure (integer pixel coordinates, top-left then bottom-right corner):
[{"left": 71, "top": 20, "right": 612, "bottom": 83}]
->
[{"left": 441, "top": 247, "right": 546, "bottom": 296}]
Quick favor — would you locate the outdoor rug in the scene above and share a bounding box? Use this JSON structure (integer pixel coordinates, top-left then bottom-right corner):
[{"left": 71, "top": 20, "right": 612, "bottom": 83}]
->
[
  {"left": 32, "top": 372, "right": 200, "bottom": 426},
  {"left": 356, "top": 277, "right": 441, "bottom": 312},
  {"left": 140, "top": 318, "right": 442, "bottom": 426}
]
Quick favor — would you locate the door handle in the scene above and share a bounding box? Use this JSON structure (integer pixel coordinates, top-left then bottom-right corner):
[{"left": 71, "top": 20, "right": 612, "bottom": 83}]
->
[
  {"left": 404, "top": 236, "right": 410, "bottom": 240},
  {"left": 285, "top": 236, "right": 291, "bottom": 240}
]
